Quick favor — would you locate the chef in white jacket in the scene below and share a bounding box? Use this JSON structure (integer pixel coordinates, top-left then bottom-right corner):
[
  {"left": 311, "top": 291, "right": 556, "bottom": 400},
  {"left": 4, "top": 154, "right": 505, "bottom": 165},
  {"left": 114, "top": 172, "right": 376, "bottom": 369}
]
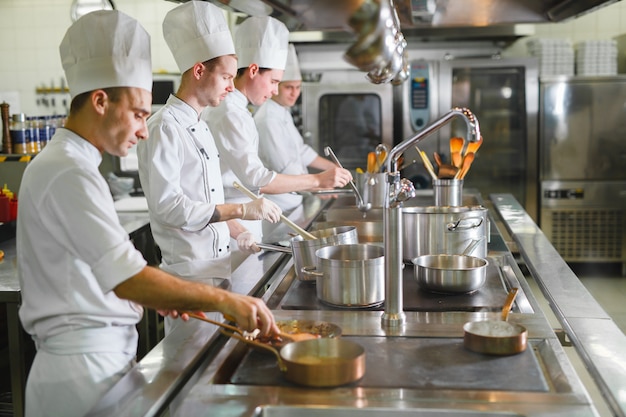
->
[
  {"left": 204, "top": 16, "right": 352, "bottom": 246},
  {"left": 137, "top": 2, "right": 282, "bottom": 302},
  {"left": 16, "top": 11, "right": 278, "bottom": 417},
  {"left": 255, "top": 44, "right": 339, "bottom": 213}
]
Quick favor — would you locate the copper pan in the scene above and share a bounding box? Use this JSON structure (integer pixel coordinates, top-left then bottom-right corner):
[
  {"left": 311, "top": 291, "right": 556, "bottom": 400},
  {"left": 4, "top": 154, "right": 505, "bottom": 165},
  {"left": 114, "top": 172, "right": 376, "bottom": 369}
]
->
[
  {"left": 463, "top": 288, "right": 528, "bottom": 355},
  {"left": 222, "top": 330, "right": 365, "bottom": 387}
]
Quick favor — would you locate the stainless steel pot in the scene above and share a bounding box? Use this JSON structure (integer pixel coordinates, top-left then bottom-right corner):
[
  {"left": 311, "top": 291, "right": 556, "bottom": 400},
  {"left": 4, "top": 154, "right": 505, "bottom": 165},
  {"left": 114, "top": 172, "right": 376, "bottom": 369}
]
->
[
  {"left": 402, "top": 205, "right": 489, "bottom": 261},
  {"left": 291, "top": 226, "right": 358, "bottom": 281},
  {"left": 303, "top": 244, "right": 385, "bottom": 307},
  {"left": 411, "top": 251, "right": 488, "bottom": 293}
]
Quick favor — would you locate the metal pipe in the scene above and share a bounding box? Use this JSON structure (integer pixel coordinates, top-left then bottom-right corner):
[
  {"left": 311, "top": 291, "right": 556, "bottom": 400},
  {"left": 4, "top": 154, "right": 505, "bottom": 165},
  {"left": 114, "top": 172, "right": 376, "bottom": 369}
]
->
[{"left": 381, "top": 107, "right": 481, "bottom": 328}]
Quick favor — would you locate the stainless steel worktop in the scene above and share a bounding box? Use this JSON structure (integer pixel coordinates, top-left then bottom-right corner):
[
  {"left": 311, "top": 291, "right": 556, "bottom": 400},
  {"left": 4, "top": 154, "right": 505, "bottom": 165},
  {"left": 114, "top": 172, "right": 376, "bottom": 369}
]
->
[{"left": 87, "top": 193, "right": 614, "bottom": 417}]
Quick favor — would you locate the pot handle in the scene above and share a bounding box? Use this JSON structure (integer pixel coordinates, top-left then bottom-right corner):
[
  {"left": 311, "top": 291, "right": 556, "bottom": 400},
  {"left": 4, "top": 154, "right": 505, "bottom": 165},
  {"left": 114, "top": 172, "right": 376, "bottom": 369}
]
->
[
  {"left": 447, "top": 217, "right": 483, "bottom": 231},
  {"left": 301, "top": 265, "right": 324, "bottom": 280}
]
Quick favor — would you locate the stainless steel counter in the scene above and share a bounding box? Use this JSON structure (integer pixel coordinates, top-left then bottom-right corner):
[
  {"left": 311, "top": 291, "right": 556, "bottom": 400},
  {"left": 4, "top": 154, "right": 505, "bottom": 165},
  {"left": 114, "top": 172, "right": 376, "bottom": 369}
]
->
[
  {"left": 490, "top": 193, "right": 626, "bottom": 417},
  {"left": 87, "top": 193, "right": 608, "bottom": 417}
]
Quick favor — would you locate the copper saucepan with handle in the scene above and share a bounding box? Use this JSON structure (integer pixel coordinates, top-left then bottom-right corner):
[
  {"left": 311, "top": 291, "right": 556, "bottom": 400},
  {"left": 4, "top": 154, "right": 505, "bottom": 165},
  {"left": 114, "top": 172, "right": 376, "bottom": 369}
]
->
[
  {"left": 463, "top": 288, "right": 528, "bottom": 355},
  {"left": 222, "top": 329, "right": 365, "bottom": 387}
]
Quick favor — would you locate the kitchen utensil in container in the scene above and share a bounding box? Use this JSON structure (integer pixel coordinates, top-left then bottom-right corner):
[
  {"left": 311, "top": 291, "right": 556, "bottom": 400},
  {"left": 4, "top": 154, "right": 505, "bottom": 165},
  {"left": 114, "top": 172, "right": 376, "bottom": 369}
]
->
[
  {"left": 302, "top": 243, "right": 385, "bottom": 307},
  {"left": 324, "top": 146, "right": 371, "bottom": 212},
  {"left": 233, "top": 181, "right": 316, "bottom": 240},
  {"left": 222, "top": 331, "right": 365, "bottom": 387},
  {"left": 433, "top": 178, "right": 463, "bottom": 207},
  {"left": 463, "top": 288, "right": 528, "bottom": 355},
  {"left": 290, "top": 226, "right": 359, "bottom": 282},
  {"left": 415, "top": 146, "right": 437, "bottom": 180},
  {"left": 449, "top": 136, "right": 464, "bottom": 168},
  {"left": 355, "top": 172, "right": 387, "bottom": 208},
  {"left": 455, "top": 152, "right": 475, "bottom": 180},
  {"left": 402, "top": 205, "right": 489, "bottom": 261},
  {"left": 433, "top": 152, "right": 458, "bottom": 179},
  {"left": 411, "top": 239, "right": 488, "bottom": 293}
]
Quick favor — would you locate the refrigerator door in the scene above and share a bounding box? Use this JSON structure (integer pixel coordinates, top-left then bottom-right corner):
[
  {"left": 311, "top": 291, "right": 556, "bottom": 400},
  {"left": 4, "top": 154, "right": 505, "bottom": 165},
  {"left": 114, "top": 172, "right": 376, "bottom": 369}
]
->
[
  {"left": 437, "top": 58, "right": 539, "bottom": 221},
  {"left": 540, "top": 76, "right": 626, "bottom": 181}
]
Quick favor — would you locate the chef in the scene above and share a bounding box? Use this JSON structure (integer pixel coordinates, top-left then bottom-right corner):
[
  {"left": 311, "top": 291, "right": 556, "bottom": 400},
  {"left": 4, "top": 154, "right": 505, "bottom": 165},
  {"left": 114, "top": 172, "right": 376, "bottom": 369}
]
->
[
  {"left": 203, "top": 16, "right": 352, "bottom": 247},
  {"left": 16, "top": 10, "right": 278, "bottom": 417},
  {"left": 255, "top": 43, "right": 339, "bottom": 214},
  {"left": 137, "top": 1, "right": 281, "bottom": 328}
]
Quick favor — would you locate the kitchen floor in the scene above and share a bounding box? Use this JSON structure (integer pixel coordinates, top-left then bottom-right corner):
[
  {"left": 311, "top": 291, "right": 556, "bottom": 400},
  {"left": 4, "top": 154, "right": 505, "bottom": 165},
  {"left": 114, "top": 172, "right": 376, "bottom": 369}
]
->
[{"left": 525, "top": 262, "right": 626, "bottom": 417}]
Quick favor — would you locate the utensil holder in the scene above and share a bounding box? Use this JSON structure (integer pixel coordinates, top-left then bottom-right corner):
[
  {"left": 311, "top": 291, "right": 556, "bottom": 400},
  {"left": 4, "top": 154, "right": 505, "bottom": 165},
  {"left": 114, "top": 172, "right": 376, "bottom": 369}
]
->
[
  {"left": 433, "top": 178, "right": 463, "bottom": 207},
  {"left": 356, "top": 172, "right": 387, "bottom": 208}
]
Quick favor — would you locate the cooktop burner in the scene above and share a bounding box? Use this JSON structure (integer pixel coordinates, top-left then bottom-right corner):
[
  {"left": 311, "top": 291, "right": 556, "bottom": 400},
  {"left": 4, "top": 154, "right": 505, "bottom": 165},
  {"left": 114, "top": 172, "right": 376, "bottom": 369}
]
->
[
  {"left": 229, "top": 336, "right": 549, "bottom": 392},
  {"left": 279, "top": 258, "right": 509, "bottom": 312}
]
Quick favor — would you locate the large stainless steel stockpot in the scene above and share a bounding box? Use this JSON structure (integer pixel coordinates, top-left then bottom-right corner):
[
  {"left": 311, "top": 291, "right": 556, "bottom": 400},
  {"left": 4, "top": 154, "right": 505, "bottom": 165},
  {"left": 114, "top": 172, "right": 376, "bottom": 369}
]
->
[
  {"left": 402, "top": 205, "right": 489, "bottom": 261},
  {"left": 304, "top": 244, "right": 385, "bottom": 307},
  {"left": 291, "top": 226, "right": 358, "bottom": 281}
]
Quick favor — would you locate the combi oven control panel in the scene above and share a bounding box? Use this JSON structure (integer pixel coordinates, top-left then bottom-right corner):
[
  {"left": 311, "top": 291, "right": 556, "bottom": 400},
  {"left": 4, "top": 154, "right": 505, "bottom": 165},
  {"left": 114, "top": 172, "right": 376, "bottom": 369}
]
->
[{"left": 409, "top": 60, "right": 431, "bottom": 131}]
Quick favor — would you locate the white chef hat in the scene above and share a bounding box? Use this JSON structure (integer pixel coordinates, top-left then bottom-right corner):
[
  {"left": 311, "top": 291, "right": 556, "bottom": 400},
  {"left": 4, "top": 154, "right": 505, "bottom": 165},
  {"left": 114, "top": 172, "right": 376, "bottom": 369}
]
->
[
  {"left": 235, "top": 16, "right": 289, "bottom": 70},
  {"left": 282, "top": 44, "right": 302, "bottom": 82},
  {"left": 163, "top": 1, "right": 235, "bottom": 73},
  {"left": 60, "top": 10, "right": 152, "bottom": 99}
]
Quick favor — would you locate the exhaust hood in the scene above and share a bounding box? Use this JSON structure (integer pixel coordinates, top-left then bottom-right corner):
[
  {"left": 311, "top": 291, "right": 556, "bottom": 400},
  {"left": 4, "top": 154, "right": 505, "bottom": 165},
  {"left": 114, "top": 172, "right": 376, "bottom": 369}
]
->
[
  {"left": 188, "top": 0, "right": 619, "bottom": 32},
  {"left": 174, "top": 0, "right": 619, "bottom": 83}
]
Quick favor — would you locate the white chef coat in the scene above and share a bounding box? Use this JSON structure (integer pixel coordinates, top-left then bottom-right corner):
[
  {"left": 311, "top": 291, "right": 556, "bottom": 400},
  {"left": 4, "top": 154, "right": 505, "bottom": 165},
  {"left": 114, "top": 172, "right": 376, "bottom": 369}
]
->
[
  {"left": 203, "top": 89, "right": 276, "bottom": 238},
  {"left": 254, "top": 98, "right": 318, "bottom": 211},
  {"left": 16, "top": 128, "right": 147, "bottom": 417},
  {"left": 138, "top": 95, "right": 231, "bottom": 279}
]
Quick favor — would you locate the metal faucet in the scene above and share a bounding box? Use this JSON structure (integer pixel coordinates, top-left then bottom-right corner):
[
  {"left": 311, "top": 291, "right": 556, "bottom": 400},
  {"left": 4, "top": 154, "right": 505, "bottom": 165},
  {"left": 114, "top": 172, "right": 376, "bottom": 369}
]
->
[{"left": 381, "top": 107, "right": 481, "bottom": 328}]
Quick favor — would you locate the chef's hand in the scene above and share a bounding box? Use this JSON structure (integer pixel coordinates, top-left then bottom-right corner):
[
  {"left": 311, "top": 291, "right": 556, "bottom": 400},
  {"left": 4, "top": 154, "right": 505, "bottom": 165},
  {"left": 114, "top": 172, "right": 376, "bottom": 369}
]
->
[
  {"left": 241, "top": 198, "right": 282, "bottom": 223},
  {"left": 221, "top": 293, "right": 279, "bottom": 336},
  {"left": 316, "top": 167, "right": 353, "bottom": 189},
  {"left": 236, "top": 231, "right": 260, "bottom": 254}
]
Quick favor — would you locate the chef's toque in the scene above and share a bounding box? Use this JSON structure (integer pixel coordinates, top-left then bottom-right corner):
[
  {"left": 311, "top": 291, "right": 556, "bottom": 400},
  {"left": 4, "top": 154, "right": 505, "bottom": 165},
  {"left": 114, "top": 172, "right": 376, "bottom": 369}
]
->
[
  {"left": 60, "top": 10, "right": 152, "bottom": 99},
  {"left": 282, "top": 44, "right": 302, "bottom": 82},
  {"left": 163, "top": 1, "right": 235, "bottom": 73},
  {"left": 235, "top": 16, "right": 289, "bottom": 70}
]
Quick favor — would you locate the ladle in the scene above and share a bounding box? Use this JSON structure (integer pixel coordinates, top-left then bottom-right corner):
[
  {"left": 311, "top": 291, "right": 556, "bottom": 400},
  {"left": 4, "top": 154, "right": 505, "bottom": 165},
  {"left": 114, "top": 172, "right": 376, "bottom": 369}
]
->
[
  {"left": 188, "top": 313, "right": 318, "bottom": 343},
  {"left": 324, "top": 146, "right": 372, "bottom": 212},
  {"left": 232, "top": 181, "right": 316, "bottom": 240}
]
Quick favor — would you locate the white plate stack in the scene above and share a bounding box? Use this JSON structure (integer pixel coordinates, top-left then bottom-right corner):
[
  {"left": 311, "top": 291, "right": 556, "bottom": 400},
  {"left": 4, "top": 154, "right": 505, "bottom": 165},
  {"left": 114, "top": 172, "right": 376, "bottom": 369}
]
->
[
  {"left": 527, "top": 38, "right": 575, "bottom": 76},
  {"left": 575, "top": 40, "right": 618, "bottom": 76}
]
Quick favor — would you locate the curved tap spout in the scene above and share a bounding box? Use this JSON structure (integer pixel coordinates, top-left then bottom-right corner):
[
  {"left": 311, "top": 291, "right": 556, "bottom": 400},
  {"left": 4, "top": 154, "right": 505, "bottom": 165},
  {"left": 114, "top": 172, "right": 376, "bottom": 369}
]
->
[
  {"left": 381, "top": 107, "right": 480, "bottom": 329},
  {"left": 385, "top": 107, "right": 481, "bottom": 174}
]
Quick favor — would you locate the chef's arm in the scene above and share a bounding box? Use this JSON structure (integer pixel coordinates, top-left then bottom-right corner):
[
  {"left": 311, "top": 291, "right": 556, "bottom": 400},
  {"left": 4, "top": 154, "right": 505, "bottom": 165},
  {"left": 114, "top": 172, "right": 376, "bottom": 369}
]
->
[
  {"left": 210, "top": 199, "right": 281, "bottom": 223},
  {"left": 260, "top": 167, "right": 352, "bottom": 194},
  {"left": 307, "top": 155, "right": 339, "bottom": 171},
  {"left": 113, "top": 266, "right": 278, "bottom": 335}
]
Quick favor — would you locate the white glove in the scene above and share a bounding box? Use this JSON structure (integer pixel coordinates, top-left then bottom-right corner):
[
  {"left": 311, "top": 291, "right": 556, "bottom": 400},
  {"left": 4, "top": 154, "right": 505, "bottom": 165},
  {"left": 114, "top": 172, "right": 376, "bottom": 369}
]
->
[
  {"left": 241, "top": 198, "right": 282, "bottom": 223},
  {"left": 236, "top": 231, "right": 260, "bottom": 254}
]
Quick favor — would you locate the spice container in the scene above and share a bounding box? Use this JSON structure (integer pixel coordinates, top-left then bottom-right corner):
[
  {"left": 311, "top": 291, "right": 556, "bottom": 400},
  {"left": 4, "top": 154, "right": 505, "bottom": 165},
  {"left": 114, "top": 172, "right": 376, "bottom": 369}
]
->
[{"left": 10, "top": 113, "right": 29, "bottom": 154}]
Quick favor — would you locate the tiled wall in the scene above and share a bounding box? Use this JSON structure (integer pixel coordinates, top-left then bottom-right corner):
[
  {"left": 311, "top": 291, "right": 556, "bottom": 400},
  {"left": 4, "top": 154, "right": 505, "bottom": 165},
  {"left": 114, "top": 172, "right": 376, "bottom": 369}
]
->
[
  {"left": 505, "top": 1, "right": 626, "bottom": 56},
  {"left": 1, "top": 0, "right": 626, "bottom": 116},
  {"left": 0, "top": 0, "right": 179, "bottom": 116}
]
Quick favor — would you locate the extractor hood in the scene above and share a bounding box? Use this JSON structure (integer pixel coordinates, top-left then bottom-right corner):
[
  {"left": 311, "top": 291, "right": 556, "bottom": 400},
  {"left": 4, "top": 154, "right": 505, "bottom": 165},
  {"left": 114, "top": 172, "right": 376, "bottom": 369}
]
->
[
  {"left": 170, "top": 0, "right": 619, "bottom": 83},
  {"left": 185, "top": 0, "right": 620, "bottom": 32}
]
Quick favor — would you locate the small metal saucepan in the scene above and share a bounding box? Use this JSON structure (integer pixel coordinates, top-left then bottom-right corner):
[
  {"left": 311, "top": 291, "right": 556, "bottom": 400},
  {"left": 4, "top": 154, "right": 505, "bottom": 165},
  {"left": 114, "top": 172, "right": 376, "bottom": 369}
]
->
[
  {"left": 411, "top": 239, "right": 487, "bottom": 293},
  {"left": 463, "top": 288, "right": 528, "bottom": 356},
  {"left": 222, "top": 330, "right": 365, "bottom": 387}
]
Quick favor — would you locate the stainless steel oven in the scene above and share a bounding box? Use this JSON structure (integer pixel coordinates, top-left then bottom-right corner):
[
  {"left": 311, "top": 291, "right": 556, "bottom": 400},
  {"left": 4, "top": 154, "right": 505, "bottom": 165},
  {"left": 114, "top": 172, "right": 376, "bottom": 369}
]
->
[
  {"left": 396, "top": 57, "right": 539, "bottom": 220},
  {"left": 300, "top": 75, "right": 394, "bottom": 170}
]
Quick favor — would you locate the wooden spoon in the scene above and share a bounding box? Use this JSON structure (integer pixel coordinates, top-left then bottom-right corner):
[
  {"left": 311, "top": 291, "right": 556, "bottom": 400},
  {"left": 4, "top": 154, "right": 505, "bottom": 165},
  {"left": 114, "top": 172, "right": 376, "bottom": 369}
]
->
[
  {"left": 455, "top": 152, "right": 475, "bottom": 179},
  {"left": 450, "top": 137, "right": 464, "bottom": 168},
  {"left": 465, "top": 135, "right": 483, "bottom": 155},
  {"left": 233, "top": 181, "right": 316, "bottom": 240}
]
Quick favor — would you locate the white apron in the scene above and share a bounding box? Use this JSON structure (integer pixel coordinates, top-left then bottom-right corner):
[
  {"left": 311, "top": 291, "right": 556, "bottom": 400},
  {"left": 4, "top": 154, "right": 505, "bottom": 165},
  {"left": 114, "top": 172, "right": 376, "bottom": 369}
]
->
[{"left": 25, "top": 326, "right": 137, "bottom": 417}]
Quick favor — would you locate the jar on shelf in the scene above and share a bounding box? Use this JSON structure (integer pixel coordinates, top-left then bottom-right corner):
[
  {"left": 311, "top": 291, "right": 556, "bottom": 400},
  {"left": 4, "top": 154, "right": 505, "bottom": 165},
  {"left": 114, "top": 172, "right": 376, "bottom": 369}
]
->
[{"left": 10, "top": 113, "right": 29, "bottom": 154}]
